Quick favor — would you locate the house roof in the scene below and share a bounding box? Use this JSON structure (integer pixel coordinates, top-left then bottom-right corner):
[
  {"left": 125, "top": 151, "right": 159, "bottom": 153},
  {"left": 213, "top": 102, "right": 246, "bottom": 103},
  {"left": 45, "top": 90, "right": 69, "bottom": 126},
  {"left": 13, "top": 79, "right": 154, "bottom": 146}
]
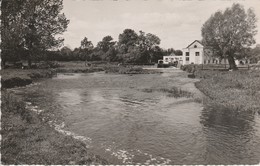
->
[{"left": 186, "top": 40, "right": 203, "bottom": 48}]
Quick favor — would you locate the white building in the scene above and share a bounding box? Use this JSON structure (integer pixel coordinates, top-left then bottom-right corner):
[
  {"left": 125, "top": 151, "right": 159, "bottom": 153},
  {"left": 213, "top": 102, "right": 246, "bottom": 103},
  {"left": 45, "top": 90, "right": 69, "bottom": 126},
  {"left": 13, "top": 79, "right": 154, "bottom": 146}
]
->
[
  {"left": 182, "top": 40, "right": 209, "bottom": 65},
  {"left": 162, "top": 53, "right": 183, "bottom": 64},
  {"left": 182, "top": 40, "right": 250, "bottom": 65}
]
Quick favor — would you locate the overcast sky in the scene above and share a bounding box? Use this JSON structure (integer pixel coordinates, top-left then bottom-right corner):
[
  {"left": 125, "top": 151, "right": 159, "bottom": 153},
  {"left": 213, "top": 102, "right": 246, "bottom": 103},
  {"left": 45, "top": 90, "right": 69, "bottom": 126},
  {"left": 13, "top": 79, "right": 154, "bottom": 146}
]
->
[{"left": 62, "top": 0, "right": 260, "bottom": 50}]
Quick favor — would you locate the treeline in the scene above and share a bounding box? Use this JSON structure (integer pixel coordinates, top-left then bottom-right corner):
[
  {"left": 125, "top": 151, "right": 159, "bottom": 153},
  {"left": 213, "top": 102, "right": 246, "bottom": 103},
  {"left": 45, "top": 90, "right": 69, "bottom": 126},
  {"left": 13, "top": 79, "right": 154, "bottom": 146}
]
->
[
  {"left": 45, "top": 29, "right": 183, "bottom": 64},
  {"left": 0, "top": 0, "right": 181, "bottom": 66}
]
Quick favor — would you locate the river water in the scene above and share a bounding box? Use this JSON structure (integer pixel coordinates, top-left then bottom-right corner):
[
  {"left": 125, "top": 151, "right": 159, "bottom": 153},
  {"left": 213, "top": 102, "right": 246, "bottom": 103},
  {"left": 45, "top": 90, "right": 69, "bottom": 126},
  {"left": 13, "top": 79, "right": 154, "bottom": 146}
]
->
[{"left": 11, "top": 69, "right": 260, "bottom": 164}]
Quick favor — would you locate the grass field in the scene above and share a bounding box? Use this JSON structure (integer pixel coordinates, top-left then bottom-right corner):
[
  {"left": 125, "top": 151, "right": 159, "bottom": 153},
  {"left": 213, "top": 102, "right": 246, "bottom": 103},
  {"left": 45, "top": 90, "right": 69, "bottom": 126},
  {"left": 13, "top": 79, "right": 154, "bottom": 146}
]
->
[{"left": 194, "top": 69, "right": 260, "bottom": 113}]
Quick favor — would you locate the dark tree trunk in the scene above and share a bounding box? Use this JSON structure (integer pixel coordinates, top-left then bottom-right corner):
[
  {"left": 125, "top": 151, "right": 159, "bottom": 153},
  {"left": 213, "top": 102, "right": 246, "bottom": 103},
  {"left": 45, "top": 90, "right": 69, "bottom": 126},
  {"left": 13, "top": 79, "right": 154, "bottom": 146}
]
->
[{"left": 227, "top": 55, "right": 238, "bottom": 70}]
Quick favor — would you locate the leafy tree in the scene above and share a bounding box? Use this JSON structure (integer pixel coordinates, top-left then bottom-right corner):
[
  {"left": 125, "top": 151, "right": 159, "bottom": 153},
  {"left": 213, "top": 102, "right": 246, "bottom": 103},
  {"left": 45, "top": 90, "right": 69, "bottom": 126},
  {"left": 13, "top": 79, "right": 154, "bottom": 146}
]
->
[
  {"left": 60, "top": 46, "right": 72, "bottom": 61},
  {"left": 1, "top": 0, "right": 69, "bottom": 67},
  {"left": 80, "top": 37, "right": 94, "bottom": 50},
  {"left": 79, "top": 37, "right": 94, "bottom": 61},
  {"left": 249, "top": 44, "right": 260, "bottom": 63},
  {"left": 97, "top": 35, "right": 116, "bottom": 53},
  {"left": 202, "top": 3, "right": 257, "bottom": 69},
  {"left": 137, "top": 31, "right": 161, "bottom": 63},
  {"left": 103, "top": 47, "right": 118, "bottom": 62},
  {"left": 118, "top": 29, "right": 139, "bottom": 54},
  {"left": 174, "top": 50, "right": 183, "bottom": 56},
  {"left": 1, "top": 0, "right": 26, "bottom": 65},
  {"left": 151, "top": 46, "right": 164, "bottom": 63}
]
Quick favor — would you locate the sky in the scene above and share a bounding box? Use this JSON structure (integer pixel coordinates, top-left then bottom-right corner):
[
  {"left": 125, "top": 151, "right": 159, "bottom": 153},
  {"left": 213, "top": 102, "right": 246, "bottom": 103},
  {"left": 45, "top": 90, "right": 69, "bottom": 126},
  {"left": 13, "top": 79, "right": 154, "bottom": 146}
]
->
[{"left": 62, "top": 0, "right": 260, "bottom": 50}]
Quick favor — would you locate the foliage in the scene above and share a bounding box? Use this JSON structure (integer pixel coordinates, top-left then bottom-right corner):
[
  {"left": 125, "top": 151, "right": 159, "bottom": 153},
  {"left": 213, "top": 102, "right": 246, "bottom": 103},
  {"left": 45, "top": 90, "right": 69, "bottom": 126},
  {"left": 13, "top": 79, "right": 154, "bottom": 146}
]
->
[
  {"left": 80, "top": 37, "right": 94, "bottom": 50},
  {"left": 116, "top": 29, "right": 163, "bottom": 63},
  {"left": 201, "top": 3, "right": 257, "bottom": 70},
  {"left": 249, "top": 44, "right": 260, "bottom": 63},
  {"left": 1, "top": 0, "right": 69, "bottom": 67},
  {"left": 97, "top": 35, "right": 116, "bottom": 53}
]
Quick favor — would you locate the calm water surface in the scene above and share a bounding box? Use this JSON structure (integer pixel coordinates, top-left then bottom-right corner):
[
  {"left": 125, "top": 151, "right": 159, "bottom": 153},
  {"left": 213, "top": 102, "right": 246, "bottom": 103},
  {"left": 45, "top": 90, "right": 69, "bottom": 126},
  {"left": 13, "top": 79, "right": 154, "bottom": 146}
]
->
[{"left": 12, "top": 70, "right": 260, "bottom": 164}]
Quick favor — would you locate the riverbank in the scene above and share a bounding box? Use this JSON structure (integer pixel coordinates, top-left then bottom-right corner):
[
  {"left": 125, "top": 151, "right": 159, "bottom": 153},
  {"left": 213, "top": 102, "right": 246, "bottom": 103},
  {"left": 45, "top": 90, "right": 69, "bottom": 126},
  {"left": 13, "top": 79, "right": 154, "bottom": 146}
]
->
[
  {"left": 1, "top": 61, "right": 160, "bottom": 89},
  {"left": 193, "top": 69, "right": 260, "bottom": 113},
  {"left": 1, "top": 90, "right": 108, "bottom": 165}
]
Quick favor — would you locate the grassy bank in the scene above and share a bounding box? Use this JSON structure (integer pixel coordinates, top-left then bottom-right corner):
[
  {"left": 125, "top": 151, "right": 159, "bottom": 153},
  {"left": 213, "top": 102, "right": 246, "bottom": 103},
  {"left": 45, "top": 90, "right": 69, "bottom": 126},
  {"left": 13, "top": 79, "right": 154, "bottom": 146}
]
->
[
  {"left": 1, "top": 69, "right": 56, "bottom": 88},
  {"left": 1, "top": 91, "right": 108, "bottom": 165},
  {"left": 193, "top": 69, "right": 260, "bottom": 113},
  {"left": 1, "top": 61, "right": 160, "bottom": 89}
]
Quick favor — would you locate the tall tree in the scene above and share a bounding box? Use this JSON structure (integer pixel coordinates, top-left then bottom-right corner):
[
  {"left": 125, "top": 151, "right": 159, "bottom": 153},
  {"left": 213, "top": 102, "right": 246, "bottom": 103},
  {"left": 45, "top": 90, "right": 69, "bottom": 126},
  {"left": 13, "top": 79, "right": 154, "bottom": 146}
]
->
[
  {"left": 80, "top": 37, "right": 94, "bottom": 61},
  {"left": 1, "top": 0, "right": 69, "bottom": 67},
  {"left": 97, "top": 35, "right": 116, "bottom": 53},
  {"left": 201, "top": 3, "right": 257, "bottom": 70},
  {"left": 80, "top": 37, "right": 94, "bottom": 50},
  {"left": 1, "top": 0, "right": 26, "bottom": 66},
  {"left": 60, "top": 46, "right": 72, "bottom": 61},
  {"left": 137, "top": 31, "right": 161, "bottom": 63},
  {"left": 118, "top": 29, "right": 138, "bottom": 54}
]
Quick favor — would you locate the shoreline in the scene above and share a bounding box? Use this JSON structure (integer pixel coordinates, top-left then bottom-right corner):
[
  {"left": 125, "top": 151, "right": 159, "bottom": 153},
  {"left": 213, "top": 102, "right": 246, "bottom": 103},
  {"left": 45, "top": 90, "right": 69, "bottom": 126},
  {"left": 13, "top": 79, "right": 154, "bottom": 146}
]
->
[
  {"left": 1, "top": 89, "right": 108, "bottom": 165},
  {"left": 1, "top": 66, "right": 110, "bottom": 164},
  {"left": 1, "top": 65, "right": 161, "bottom": 89}
]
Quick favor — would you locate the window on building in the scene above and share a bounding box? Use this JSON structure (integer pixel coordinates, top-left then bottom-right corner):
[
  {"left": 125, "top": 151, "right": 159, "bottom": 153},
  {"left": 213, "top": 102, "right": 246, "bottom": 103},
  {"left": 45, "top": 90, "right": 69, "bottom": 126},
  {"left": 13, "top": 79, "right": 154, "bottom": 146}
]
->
[
  {"left": 186, "top": 52, "right": 189, "bottom": 56},
  {"left": 186, "top": 57, "right": 189, "bottom": 61},
  {"left": 204, "top": 60, "right": 206, "bottom": 64},
  {"left": 165, "top": 58, "right": 168, "bottom": 62},
  {"left": 194, "top": 45, "right": 197, "bottom": 48},
  {"left": 195, "top": 52, "right": 200, "bottom": 56},
  {"left": 208, "top": 60, "right": 210, "bottom": 63}
]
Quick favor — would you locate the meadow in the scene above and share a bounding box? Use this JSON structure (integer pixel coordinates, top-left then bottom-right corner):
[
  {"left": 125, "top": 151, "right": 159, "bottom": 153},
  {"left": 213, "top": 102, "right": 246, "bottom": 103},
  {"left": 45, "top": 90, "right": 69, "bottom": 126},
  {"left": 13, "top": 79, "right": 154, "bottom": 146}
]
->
[{"left": 182, "top": 64, "right": 260, "bottom": 113}]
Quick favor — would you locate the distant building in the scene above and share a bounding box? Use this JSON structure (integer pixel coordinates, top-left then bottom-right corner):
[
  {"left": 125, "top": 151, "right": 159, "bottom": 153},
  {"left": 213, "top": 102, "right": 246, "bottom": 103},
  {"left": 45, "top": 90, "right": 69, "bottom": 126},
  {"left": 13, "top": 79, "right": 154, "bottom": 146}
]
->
[
  {"left": 182, "top": 40, "right": 250, "bottom": 65},
  {"left": 182, "top": 40, "right": 215, "bottom": 65},
  {"left": 158, "top": 53, "right": 183, "bottom": 65}
]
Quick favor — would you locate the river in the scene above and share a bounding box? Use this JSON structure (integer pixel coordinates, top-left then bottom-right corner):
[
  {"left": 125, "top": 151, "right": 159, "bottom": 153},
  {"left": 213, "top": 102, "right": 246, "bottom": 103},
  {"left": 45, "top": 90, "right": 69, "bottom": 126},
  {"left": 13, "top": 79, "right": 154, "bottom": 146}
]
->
[{"left": 10, "top": 69, "right": 260, "bottom": 164}]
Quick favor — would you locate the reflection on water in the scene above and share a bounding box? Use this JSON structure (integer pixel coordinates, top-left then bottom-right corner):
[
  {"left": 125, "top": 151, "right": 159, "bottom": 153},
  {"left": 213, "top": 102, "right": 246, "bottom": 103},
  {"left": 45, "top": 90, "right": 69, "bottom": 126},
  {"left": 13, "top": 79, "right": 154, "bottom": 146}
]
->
[
  {"left": 200, "top": 106, "right": 260, "bottom": 164},
  {"left": 10, "top": 71, "right": 260, "bottom": 164}
]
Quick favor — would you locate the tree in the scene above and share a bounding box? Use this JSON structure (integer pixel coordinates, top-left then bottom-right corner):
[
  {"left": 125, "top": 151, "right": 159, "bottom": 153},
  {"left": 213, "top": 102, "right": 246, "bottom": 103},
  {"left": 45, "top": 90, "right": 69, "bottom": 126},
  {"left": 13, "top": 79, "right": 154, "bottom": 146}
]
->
[
  {"left": 97, "top": 35, "right": 116, "bottom": 53},
  {"left": 60, "top": 46, "right": 72, "bottom": 61},
  {"left": 80, "top": 37, "right": 94, "bottom": 50},
  {"left": 103, "top": 47, "right": 118, "bottom": 62},
  {"left": 80, "top": 37, "right": 94, "bottom": 61},
  {"left": 1, "top": 0, "right": 69, "bottom": 67},
  {"left": 174, "top": 50, "right": 183, "bottom": 56},
  {"left": 1, "top": 0, "right": 26, "bottom": 66},
  {"left": 201, "top": 3, "right": 257, "bottom": 70},
  {"left": 249, "top": 44, "right": 260, "bottom": 63},
  {"left": 137, "top": 31, "right": 161, "bottom": 63},
  {"left": 118, "top": 29, "right": 139, "bottom": 54}
]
